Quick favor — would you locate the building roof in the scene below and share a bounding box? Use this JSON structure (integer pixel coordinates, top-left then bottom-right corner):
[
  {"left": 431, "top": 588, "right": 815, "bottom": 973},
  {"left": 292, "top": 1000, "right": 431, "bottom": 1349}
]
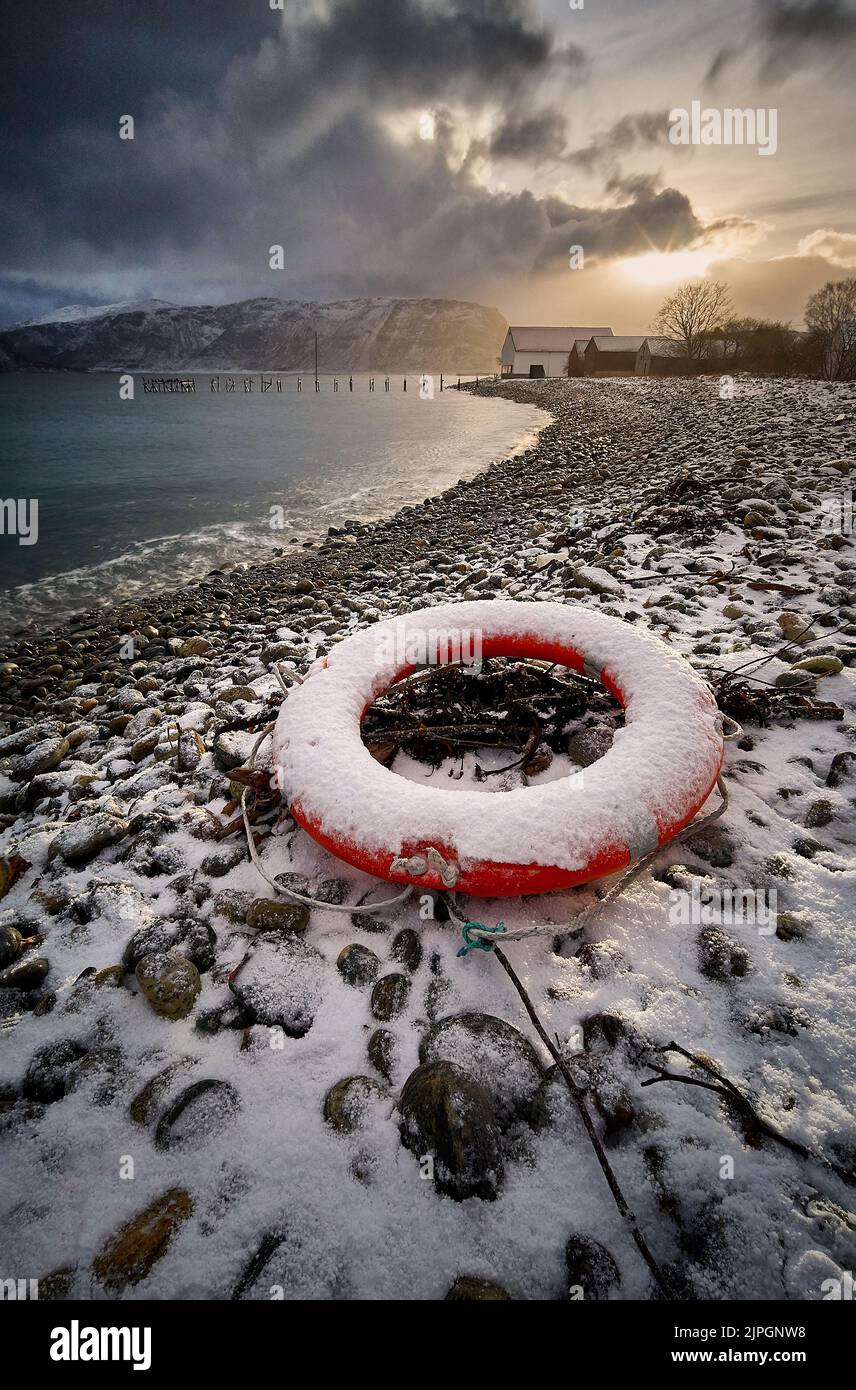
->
[
  {"left": 641, "top": 337, "right": 686, "bottom": 357},
  {"left": 508, "top": 327, "right": 614, "bottom": 351},
  {"left": 587, "top": 336, "right": 647, "bottom": 352}
]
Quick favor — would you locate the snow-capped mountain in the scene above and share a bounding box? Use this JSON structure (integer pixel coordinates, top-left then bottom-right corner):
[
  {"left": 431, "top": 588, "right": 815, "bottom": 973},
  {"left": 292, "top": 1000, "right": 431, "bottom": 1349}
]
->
[
  {"left": 0, "top": 297, "right": 507, "bottom": 373},
  {"left": 12, "top": 299, "right": 177, "bottom": 328}
]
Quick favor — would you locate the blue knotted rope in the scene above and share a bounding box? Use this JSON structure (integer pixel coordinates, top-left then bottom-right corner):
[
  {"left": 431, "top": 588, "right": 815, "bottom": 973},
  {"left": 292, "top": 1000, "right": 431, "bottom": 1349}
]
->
[{"left": 457, "top": 920, "right": 506, "bottom": 957}]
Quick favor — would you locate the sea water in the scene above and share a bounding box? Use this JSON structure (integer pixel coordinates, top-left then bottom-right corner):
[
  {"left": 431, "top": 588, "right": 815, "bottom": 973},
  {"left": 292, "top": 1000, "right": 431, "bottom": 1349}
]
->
[{"left": 0, "top": 373, "right": 547, "bottom": 635}]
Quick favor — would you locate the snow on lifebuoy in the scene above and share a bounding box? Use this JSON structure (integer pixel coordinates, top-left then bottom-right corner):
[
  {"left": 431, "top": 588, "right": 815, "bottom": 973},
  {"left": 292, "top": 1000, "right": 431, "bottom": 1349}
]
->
[{"left": 272, "top": 600, "right": 724, "bottom": 897}]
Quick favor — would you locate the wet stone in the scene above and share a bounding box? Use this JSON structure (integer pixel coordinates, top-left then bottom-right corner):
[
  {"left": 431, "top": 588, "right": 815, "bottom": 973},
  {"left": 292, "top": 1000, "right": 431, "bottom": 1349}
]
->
[
  {"left": 129, "top": 1059, "right": 197, "bottom": 1126},
  {"left": 0, "top": 956, "right": 49, "bottom": 990},
  {"left": 154, "top": 1079, "right": 241, "bottom": 1151},
  {"left": 0, "top": 925, "right": 23, "bottom": 969},
  {"left": 323, "top": 1075, "right": 387, "bottom": 1134},
  {"left": 229, "top": 932, "right": 324, "bottom": 1037},
  {"left": 419, "top": 1012, "right": 543, "bottom": 1130},
  {"left": 92, "top": 1188, "right": 193, "bottom": 1292},
  {"left": 565, "top": 1235, "right": 621, "bottom": 1301},
  {"left": 337, "top": 942, "right": 381, "bottom": 988},
  {"left": 445, "top": 1276, "right": 511, "bottom": 1301},
  {"left": 367, "top": 1027, "right": 396, "bottom": 1082},
  {"left": 246, "top": 898, "right": 309, "bottom": 933},
  {"left": 391, "top": 927, "right": 423, "bottom": 973},
  {"left": 136, "top": 951, "right": 202, "bottom": 1020},
  {"left": 370, "top": 972, "right": 411, "bottom": 1021},
  {"left": 398, "top": 1059, "right": 503, "bottom": 1202}
]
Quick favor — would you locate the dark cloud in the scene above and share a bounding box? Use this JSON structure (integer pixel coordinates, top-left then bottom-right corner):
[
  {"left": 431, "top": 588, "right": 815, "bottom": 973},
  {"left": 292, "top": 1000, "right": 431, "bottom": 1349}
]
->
[
  {"left": 0, "top": 0, "right": 744, "bottom": 324},
  {"left": 604, "top": 171, "right": 663, "bottom": 201},
  {"left": 486, "top": 111, "right": 568, "bottom": 162},
  {"left": 704, "top": 44, "right": 737, "bottom": 84},
  {"left": 565, "top": 111, "right": 672, "bottom": 173},
  {"left": 702, "top": 0, "right": 856, "bottom": 83},
  {"left": 533, "top": 186, "right": 705, "bottom": 273},
  {"left": 0, "top": 0, "right": 278, "bottom": 137},
  {"left": 759, "top": 0, "right": 856, "bottom": 77}
]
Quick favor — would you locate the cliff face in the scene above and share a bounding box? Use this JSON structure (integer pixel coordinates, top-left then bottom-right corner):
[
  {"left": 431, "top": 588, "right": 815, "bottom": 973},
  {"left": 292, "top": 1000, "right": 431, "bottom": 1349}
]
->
[{"left": 0, "top": 297, "right": 507, "bottom": 373}]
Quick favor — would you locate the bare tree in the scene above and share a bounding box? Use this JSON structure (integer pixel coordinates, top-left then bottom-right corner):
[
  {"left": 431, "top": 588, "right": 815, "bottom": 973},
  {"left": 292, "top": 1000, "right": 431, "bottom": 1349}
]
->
[
  {"left": 652, "top": 280, "right": 733, "bottom": 361},
  {"left": 805, "top": 278, "right": 856, "bottom": 381}
]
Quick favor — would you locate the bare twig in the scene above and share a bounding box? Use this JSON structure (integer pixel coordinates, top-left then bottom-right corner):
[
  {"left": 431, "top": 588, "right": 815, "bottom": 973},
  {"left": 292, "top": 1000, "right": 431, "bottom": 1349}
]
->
[
  {"left": 642, "top": 1043, "right": 853, "bottom": 1185},
  {"left": 492, "top": 944, "right": 675, "bottom": 1300}
]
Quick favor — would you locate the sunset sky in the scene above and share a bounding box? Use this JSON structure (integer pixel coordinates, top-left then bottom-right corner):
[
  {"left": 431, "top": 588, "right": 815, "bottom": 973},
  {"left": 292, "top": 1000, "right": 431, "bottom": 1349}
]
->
[{"left": 2, "top": 0, "right": 854, "bottom": 329}]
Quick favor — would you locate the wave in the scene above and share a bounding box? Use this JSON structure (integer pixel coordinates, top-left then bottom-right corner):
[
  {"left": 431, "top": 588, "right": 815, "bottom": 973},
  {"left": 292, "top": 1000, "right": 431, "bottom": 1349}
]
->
[{"left": 0, "top": 404, "right": 547, "bottom": 637}]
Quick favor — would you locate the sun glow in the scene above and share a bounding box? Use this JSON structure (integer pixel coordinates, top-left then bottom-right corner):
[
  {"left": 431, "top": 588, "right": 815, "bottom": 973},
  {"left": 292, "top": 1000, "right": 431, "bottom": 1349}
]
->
[{"left": 619, "top": 249, "right": 714, "bottom": 285}]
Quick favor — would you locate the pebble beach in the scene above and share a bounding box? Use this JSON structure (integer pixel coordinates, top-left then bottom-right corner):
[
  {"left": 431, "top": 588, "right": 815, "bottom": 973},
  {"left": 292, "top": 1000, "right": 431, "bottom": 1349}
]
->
[{"left": 1, "top": 374, "right": 855, "bottom": 1301}]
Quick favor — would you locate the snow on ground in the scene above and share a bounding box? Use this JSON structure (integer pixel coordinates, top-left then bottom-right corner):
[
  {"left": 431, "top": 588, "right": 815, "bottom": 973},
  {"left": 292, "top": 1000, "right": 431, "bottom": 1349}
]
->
[{"left": 0, "top": 375, "right": 855, "bottom": 1301}]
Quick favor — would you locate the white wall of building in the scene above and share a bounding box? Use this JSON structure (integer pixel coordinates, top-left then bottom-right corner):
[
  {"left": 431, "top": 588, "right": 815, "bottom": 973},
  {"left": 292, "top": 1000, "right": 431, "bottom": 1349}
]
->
[{"left": 509, "top": 351, "right": 569, "bottom": 377}]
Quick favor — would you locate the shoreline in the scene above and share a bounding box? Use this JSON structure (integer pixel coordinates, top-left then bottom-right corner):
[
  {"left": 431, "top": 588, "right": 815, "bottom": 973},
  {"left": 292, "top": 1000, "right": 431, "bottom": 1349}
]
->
[
  {"left": 2, "top": 375, "right": 856, "bottom": 1301},
  {"left": 0, "top": 382, "right": 547, "bottom": 647}
]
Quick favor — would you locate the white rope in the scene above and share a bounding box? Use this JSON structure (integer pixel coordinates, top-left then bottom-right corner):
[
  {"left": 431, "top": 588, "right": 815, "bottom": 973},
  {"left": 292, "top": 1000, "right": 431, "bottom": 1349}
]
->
[
  {"left": 272, "top": 661, "right": 305, "bottom": 695},
  {"left": 240, "top": 695, "right": 412, "bottom": 916},
  {"left": 449, "top": 773, "right": 730, "bottom": 946}
]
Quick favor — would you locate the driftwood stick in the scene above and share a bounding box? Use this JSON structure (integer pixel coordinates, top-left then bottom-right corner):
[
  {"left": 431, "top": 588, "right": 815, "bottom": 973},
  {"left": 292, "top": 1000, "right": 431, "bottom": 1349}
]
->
[
  {"left": 492, "top": 945, "right": 675, "bottom": 1300},
  {"left": 642, "top": 1042, "right": 853, "bottom": 1183}
]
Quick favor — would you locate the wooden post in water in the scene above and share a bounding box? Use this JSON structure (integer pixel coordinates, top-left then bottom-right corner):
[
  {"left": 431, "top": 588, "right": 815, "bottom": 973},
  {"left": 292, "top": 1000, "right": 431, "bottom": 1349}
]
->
[{"left": 314, "top": 331, "right": 319, "bottom": 392}]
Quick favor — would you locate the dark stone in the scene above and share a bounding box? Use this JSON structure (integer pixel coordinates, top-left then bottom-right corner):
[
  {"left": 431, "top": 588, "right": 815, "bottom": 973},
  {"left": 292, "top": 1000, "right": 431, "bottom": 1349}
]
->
[
  {"left": 697, "top": 927, "right": 751, "bottom": 982},
  {"left": 419, "top": 1012, "right": 543, "bottom": 1129},
  {"left": 323, "top": 1075, "right": 387, "bottom": 1133},
  {"left": 574, "top": 940, "right": 628, "bottom": 980},
  {"left": 398, "top": 1060, "right": 503, "bottom": 1201},
  {"left": 370, "top": 972, "right": 411, "bottom": 1021},
  {"left": 22, "top": 1039, "right": 89, "bottom": 1103},
  {"left": 336, "top": 943, "right": 381, "bottom": 987},
  {"left": 776, "top": 912, "right": 810, "bottom": 943},
  {"left": 368, "top": 1027, "right": 395, "bottom": 1081},
  {"left": 391, "top": 927, "right": 423, "bottom": 972},
  {"left": 200, "top": 843, "right": 247, "bottom": 877},
  {"left": 246, "top": 899, "right": 309, "bottom": 933},
  {"left": 154, "top": 1079, "right": 241, "bottom": 1151},
  {"left": 230, "top": 932, "right": 324, "bottom": 1037},
  {"left": 129, "top": 1059, "right": 197, "bottom": 1125},
  {"left": 195, "top": 1000, "right": 255, "bottom": 1034},
  {"left": 0, "top": 956, "right": 49, "bottom": 990},
  {"left": 0, "top": 925, "right": 23, "bottom": 969},
  {"left": 565, "top": 1235, "right": 621, "bottom": 1300},
  {"left": 122, "top": 918, "right": 216, "bottom": 974},
  {"left": 684, "top": 826, "right": 734, "bottom": 868},
  {"left": 445, "top": 1276, "right": 511, "bottom": 1301}
]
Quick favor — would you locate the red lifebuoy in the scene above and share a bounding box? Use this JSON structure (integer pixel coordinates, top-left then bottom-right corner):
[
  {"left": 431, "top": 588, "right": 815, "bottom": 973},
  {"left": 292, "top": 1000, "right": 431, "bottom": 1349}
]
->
[{"left": 272, "top": 601, "right": 724, "bottom": 898}]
